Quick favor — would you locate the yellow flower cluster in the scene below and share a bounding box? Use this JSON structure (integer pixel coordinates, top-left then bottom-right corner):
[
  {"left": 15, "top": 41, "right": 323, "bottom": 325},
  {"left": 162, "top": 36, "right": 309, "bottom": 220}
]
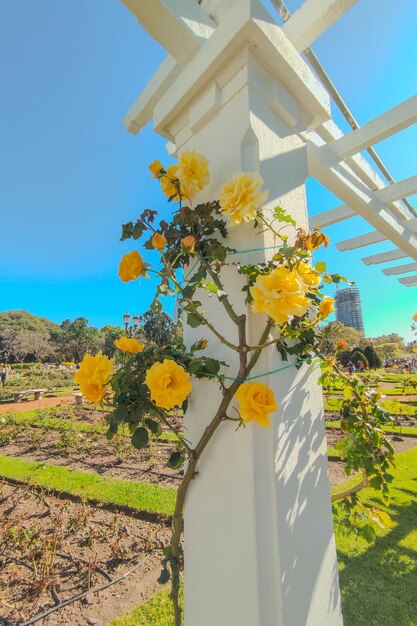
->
[
  {"left": 250, "top": 266, "right": 311, "bottom": 324},
  {"left": 235, "top": 382, "right": 277, "bottom": 428},
  {"left": 219, "top": 172, "right": 268, "bottom": 225},
  {"left": 114, "top": 337, "right": 145, "bottom": 354},
  {"left": 150, "top": 151, "right": 211, "bottom": 201},
  {"left": 75, "top": 352, "right": 114, "bottom": 404},
  {"left": 145, "top": 359, "right": 192, "bottom": 410}
]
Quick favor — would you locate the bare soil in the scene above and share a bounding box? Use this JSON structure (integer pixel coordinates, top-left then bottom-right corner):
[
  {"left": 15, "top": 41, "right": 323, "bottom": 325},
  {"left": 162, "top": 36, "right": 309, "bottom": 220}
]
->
[
  {"left": 0, "top": 396, "right": 77, "bottom": 416},
  {"left": 0, "top": 428, "right": 181, "bottom": 488},
  {"left": 0, "top": 482, "right": 170, "bottom": 626}
]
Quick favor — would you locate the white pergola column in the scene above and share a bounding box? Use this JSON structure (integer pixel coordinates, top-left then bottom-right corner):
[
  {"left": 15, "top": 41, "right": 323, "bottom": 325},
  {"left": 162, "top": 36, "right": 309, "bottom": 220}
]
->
[{"left": 120, "top": 1, "right": 344, "bottom": 624}]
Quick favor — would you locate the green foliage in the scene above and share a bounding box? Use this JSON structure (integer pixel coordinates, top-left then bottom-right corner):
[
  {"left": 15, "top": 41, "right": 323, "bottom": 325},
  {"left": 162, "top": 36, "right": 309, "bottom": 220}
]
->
[
  {"left": 364, "top": 344, "right": 383, "bottom": 369},
  {"left": 335, "top": 448, "right": 417, "bottom": 626},
  {"left": 349, "top": 349, "right": 368, "bottom": 369},
  {"left": 140, "top": 310, "right": 179, "bottom": 347}
]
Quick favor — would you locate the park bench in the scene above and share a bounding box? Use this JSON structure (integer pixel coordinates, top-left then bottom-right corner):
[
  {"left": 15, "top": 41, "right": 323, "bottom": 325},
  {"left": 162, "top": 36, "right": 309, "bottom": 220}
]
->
[
  {"left": 73, "top": 392, "right": 84, "bottom": 406},
  {"left": 12, "top": 389, "right": 47, "bottom": 403}
]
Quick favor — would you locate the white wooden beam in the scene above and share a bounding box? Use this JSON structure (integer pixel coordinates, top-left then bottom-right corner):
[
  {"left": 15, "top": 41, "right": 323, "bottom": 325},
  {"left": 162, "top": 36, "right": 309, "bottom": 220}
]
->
[
  {"left": 281, "top": 0, "right": 358, "bottom": 52},
  {"left": 328, "top": 94, "right": 417, "bottom": 159},
  {"left": 383, "top": 261, "right": 417, "bottom": 276},
  {"left": 362, "top": 249, "right": 408, "bottom": 265},
  {"left": 123, "top": 56, "right": 181, "bottom": 133},
  {"left": 120, "top": 0, "right": 215, "bottom": 64},
  {"left": 309, "top": 204, "right": 354, "bottom": 228},
  {"left": 376, "top": 173, "right": 417, "bottom": 203},
  {"left": 336, "top": 230, "right": 385, "bottom": 251},
  {"left": 399, "top": 274, "right": 417, "bottom": 286},
  {"left": 307, "top": 141, "right": 417, "bottom": 261}
]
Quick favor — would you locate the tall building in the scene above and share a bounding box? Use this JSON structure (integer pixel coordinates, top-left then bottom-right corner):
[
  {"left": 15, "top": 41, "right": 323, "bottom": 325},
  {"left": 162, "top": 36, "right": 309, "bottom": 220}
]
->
[{"left": 334, "top": 286, "right": 365, "bottom": 333}]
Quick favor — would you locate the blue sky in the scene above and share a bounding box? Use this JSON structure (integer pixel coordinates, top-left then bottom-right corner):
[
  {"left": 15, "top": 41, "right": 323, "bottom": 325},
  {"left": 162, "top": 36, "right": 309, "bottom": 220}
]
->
[{"left": 0, "top": 0, "right": 416, "bottom": 340}]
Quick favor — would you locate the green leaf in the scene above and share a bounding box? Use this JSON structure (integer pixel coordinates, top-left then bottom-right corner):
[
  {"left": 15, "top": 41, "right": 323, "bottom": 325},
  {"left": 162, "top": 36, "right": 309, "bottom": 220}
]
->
[
  {"left": 120, "top": 222, "right": 133, "bottom": 241},
  {"left": 145, "top": 418, "right": 162, "bottom": 437},
  {"left": 187, "top": 313, "right": 202, "bottom": 328},
  {"left": 362, "top": 524, "right": 377, "bottom": 543},
  {"left": 150, "top": 297, "right": 162, "bottom": 313},
  {"left": 132, "top": 221, "right": 146, "bottom": 240},
  {"left": 167, "top": 451, "right": 185, "bottom": 469},
  {"left": 131, "top": 427, "right": 149, "bottom": 450},
  {"left": 157, "top": 568, "right": 170, "bottom": 584}
]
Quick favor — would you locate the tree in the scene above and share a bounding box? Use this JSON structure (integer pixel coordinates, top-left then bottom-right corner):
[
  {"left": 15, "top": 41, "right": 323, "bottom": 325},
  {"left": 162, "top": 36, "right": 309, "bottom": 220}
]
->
[
  {"left": 318, "top": 321, "right": 364, "bottom": 355},
  {"left": 140, "top": 310, "right": 179, "bottom": 346},
  {"left": 364, "top": 344, "right": 383, "bottom": 369},
  {"left": 101, "top": 325, "right": 126, "bottom": 358},
  {"left": 53, "top": 318, "right": 102, "bottom": 362}
]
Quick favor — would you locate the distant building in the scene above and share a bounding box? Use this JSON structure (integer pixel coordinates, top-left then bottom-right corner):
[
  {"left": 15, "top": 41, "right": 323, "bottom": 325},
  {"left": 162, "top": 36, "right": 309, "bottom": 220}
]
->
[{"left": 334, "top": 286, "right": 365, "bottom": 333}]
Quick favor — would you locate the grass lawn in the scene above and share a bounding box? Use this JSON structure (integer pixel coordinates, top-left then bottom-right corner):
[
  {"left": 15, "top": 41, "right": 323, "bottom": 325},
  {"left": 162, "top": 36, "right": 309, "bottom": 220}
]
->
[
  {"left": 0, "top": 454, "right": 175, "bottom": 516},
  {"left": 111, "top": 449, "right": 417, "bottom": 626},
  {"left": 336, "top": 447, "right": 417, "bottom": 625},
  {"left": 109, "top": 586, "right": 183, "bottom": 626}
]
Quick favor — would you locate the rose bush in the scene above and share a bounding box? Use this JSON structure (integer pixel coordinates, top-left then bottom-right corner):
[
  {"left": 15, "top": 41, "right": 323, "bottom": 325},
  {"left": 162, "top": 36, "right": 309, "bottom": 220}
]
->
[{"left": 78, "top": 151, "right": 394, "bottom": 626}]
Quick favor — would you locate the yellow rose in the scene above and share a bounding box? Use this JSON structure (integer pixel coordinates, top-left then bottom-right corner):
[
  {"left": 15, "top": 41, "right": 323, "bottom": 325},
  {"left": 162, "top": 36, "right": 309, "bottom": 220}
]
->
[
  {"left": 298, "top": 261, "right": 321, "bottom": 288},
  {"left": 118, "top": 251, "right": 146, "bottom": 282},
  {"left": 145, "top": 359, "right": 192, "bottom": 410},
  {"left": 413, "top": 313, "right": 417, "bottom": 322},
  {"left": 114, "top": 337, "right": 145, "bottom": 354},
  {"left": 160, "top": 164, "right": 182, "bottom": 201},
  {"left": 219, "top": 172, "right": 269, "bottom": 224},
  {"left": 149, "top": 160, "right": 164, "bottom": 178},
  {"left": 319, "top": 297, "right": 335, "bottom": 318},
  {"left": 152, "top": 232, "right": 167, "bottom": 251},
  {"left": 250, "top": 266, "right": 310, "bottom": 324},
  {"left": 181, "top": 235, "right": 196, "bottom": 253},
  {"left": 235, "top": 382, "right": 277, "bottom": 427},
  {"left": 177, "top": 150, "right": 210, "bottom": 197},
  {"left": 75, "top": 352, "right": 114, "bottom": 404}
]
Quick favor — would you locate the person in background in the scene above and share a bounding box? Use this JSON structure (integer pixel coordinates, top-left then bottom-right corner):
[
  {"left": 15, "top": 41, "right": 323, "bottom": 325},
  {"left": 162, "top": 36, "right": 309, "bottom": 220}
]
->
[
  {"left": 347, "top": 361, "right": 356, "bottom": 375},
  {"left": 0, "top": 365, "right": 7, "bottom": 388}
]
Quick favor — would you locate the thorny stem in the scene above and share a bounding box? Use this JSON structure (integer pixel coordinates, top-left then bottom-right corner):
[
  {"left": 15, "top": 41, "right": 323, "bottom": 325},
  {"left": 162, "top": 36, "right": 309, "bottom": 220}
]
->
[{"left": 152, "top": 406, "right": 193, "bottom": 456}]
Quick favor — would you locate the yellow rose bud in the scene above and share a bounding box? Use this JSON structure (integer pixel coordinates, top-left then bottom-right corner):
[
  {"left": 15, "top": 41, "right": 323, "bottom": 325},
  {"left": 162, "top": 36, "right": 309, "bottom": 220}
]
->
[
  {"left": 250, "top": 266, "right": 310, "bottom": 324},
  {"left": 75, "top": 352, "right": 114, "bottom": 404},
  {"left": 298, "top": 261, "right": 321, "bottom": 288},
  {"left": 319, "top": 297, "right": 335, "bottom": 318},
  {"left": 114, "top": 337, "right": 145, "bottom": 354},
  {"left": 235, "top": 382, "right": 277, "bottom": 427},
  {"left": 145, "top": 359, "right": 192, "bottom": 410},
  {"left": 219, "top": 172, "right": 269, "bottom": 225},
  {"left": 413, "top": 313, "right": 417, "bottom": 322},
  {"left": 181, "top": 235, "right": 196, "bottom": 254},
  {"left": 152, "top": 232, "right": 167, "bottom": 251},
  {"left": 118, "top": 251, "right": 146, "bottom": 283},
  {"left": 149, "top": 160, "right": 164, "bottom": 178}
]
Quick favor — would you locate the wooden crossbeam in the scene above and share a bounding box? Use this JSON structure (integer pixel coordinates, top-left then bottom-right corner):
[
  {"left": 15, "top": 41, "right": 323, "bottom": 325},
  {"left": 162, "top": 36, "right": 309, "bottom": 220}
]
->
[
  {"left": 327, "top": 94, "right": 417, "bottom": 159},
  {"left": 281, "top": 0, "right": 358, "bottom": 52},
  {"left": 376, "top": 173, "right": 417, "bottom": 203},
  {"left": 120, "top": 0, "right": 215, "bottom": 64},
  {"left": 383, "top": 261, "right": 417, "bottom": 276},
  {"left": 307, "top": 141, "right": 417, "bottom": 261},
  {"left": 336, "top": 230, "right": 385, "bottom": 251},
  {"left": 362, "top": 249, "right": 408, "bottom": 265},
  {"left": 399, "top": 274, "right": 417, "bottom": 286},
  {"left": 124, "top": 57, "right": 181, "bottom": 133},
  {"left": 308, "top": 204, "right": 354, "bottom": 228}
]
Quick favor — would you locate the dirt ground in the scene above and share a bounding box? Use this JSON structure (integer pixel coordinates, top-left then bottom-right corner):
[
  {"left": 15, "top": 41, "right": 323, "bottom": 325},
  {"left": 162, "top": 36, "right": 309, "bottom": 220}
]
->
[
  {"left": 0, "top": 482, "right": 170, "bottom": 626},
  {"left": 0, "top": 395, "right": 76, "bottom": 416}
]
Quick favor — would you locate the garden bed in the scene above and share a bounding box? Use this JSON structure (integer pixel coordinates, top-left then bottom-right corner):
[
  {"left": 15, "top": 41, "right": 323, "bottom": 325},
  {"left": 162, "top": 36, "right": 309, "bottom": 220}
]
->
[{"left": 0, "top": 481, "right": 170, "bottom": 626}]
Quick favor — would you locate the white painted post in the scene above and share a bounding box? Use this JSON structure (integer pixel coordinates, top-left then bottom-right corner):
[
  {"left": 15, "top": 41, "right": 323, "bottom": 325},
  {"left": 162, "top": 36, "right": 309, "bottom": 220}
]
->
[{"left": 120, "top": 1, "right": 344, "bottom": 624}]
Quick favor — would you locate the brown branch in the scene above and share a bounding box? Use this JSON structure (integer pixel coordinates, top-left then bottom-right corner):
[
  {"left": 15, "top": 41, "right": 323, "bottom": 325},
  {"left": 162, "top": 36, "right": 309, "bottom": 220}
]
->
[{"left": 331, "top": 475, "right": 368, "bottom": 503}]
